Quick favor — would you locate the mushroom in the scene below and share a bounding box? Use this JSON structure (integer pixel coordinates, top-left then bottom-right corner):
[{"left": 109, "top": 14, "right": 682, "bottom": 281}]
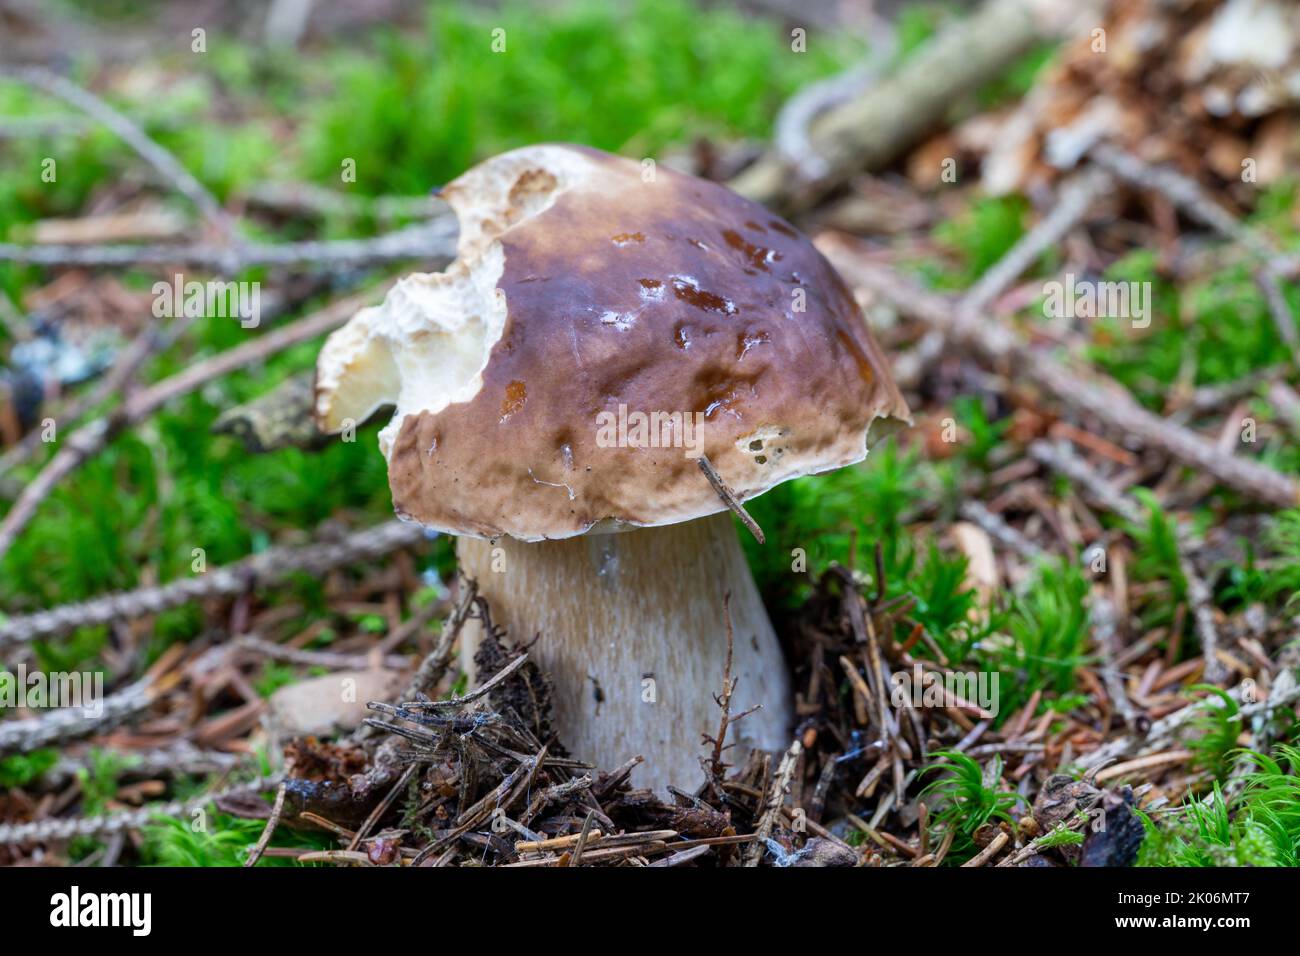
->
[{"left": 315, "top": 144, "right": 909, "bottom": 791}]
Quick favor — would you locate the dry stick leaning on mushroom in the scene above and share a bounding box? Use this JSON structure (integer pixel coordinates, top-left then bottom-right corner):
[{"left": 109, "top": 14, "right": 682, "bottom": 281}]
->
[{"left": 314, "top": 144, "right": 912, "bottom": 791}]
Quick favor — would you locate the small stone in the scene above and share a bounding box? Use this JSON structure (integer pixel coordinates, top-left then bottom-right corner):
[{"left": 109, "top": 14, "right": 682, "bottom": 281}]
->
[{"left": 268, "top": 669, "right": 406, "bottom": 739}]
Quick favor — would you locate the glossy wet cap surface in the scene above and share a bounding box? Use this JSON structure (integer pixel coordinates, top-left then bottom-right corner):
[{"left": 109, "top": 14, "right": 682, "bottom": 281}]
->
[{"left": 385, "top": 144, "right": 911, "bottom": 540}]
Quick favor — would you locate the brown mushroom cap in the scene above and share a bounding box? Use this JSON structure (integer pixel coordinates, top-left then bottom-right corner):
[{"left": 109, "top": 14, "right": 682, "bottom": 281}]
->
[{"left": 316, "top": 144, "right": 909, "bottom": 541}]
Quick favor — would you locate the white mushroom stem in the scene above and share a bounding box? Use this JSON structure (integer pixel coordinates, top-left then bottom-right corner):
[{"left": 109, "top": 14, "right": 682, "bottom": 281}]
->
[{"left": 456, "top": 512, "right": 793, "bottom": 793}]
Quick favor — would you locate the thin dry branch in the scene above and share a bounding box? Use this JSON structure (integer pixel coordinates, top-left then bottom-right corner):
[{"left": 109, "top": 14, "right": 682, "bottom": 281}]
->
[
  {"left": 961, "top": 830, "right": 1009, "bottom": 867},
  {"left": 1028, "top": 440, "right": 1143, "bottom": 524},
  {"left": 48, "top": 743, "right": 249, "bottom": 784},
  {"left": 697, "top": 454, "right": 765, "bottom": 543},
  {"left": 894, "top": 171, "right": 1111, "bottom": 390},
  {"left": 958, "top": 500, "right": 1046, "bottom": 562},
  {"left": 0, "top": 286, "right": 388, "bottom": 561},
  {"left": 0, "top": 69, "right": 454, "bottom": 276},
  {"left": 1268, "top": 381, "right": 1300, "bottom": 438},
  {"left": 352, "top": 578, "right": 480, "bottom": 743},
  {"left": 1179, "top": 551, "right": 1226, "bottom": 683},
  {"left": 244, "top": 182, "right": 442, "bottom": 223},
  {"left": 0, "top": 677, "right": 155, "bottom": 754},
  {"left": 0, "top": 773, "right": 284, "bottom": 846},
  {"left": 730, "top": 0, "right": 1079, "bottom": 211},
  {"left": 346, "top": 764, "right": 417, "bottom": 853},
  {"left": 1090, "top": 143, "right": 1273, "bottom": 257},
  {"left": 822, "top": 243, "right": 1300, "bottom": 508},
  {"left": 244, "top": 783, "right": 287, "bottom": 867},
  {"left": 745, "top": 739, "right": 802, "bottom": 866},
  {"left": 1089, "top": 593, "right": 1141, "bottom": 730},
  {"left": 701, "top": 592, "right": 759, "bottom": 797},
  {"left": 0, "top": 520, "right": 426, "bottom": 649},
  {"left": 958, "top": 168, "right": 1112, "bottom": 325},
  {"left": 1078, "top": 680, "right": 1300, "bottom": 773},
  {"left": 233, "top": 634, "right": 410, "bottom": 671},
  {"left": 0, "top": 219, "right": 456, "bottom": 271},
  {"left": 1256, "top": 267, "right": 1300, "bottom": 360},
  {"left": 400, "top": 652, "right": 528, "bottom": 711},
  {"left": 0, "top": 65, "right": 234, "bottom": 239},
  {"left": 1091, "top": 142, "right": 1298, "bottom": 364}
]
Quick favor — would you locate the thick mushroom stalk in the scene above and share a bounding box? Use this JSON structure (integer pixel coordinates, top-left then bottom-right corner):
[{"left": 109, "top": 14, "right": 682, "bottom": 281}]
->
[
  {"left": 457, "top": 513, "right": 790, "bottom": 789},
  {"left": 315, "top": 144, "right": 910, "bottom": 793}
]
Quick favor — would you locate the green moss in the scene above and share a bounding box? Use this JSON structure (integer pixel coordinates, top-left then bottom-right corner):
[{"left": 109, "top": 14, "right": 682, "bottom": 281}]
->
[
  {"left": 142, "top": 806, "right": 333, "bottom": 867},
  {"left": 1219, "top": 509, "right": 1300, "bottom": 608},
  {"left": 1138, "top": 740, "right": 1300, "bottom": 867},
  {"left": 950, "top": 395, "right": 1009, "bottom": 469},
  {"left": 300, "top": 0, "right": 859, "bottom": 195},
  {"left": 743, "top": 441, "right": 924, "bottom": 607},
  {"left": 920, "top": 750, "right": 1020, "bottom": 864},
  {"left": 927, "top": 195, "right": 1029, "bottom": 288},
  {"left": 986, "top": 559, "right": 1092, "bottom": 722},
  {"left": 254, "top": 661, "right": 299, "bottom": 699},
  {"left": 1088, "top": 252, "right": 1294, "bottom": 409},
  {"left": 0, "top": 749, "right": 58, "bottom": 788},
  {"left": 1185, "top": 685, "right": 1244, "bottom": 781}
]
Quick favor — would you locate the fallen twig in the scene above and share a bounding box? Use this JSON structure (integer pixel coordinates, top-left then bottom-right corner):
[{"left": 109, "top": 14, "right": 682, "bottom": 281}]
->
[
  {"left": 1028, "top": 440, "right": 1143, "bottom": 524},
  {"left": 346, "top": 764, "right": 417, "bottom": 853},
  {"left": 1089, "top": 593, "right": 1142, "bottom": 731},
  {"left": 1078, "top": 681, "right": 1300, "bottom": 772},
  {"left": 0, "top": 773, "right": 284, "bottom": 845},
  {"left": 958, "top": 168, "right": 1111, "bottom": 326},
  {"left": 1090, "top": 143, "right": 1274, "bottom": 258},
  {"left": 353, "top": 580, "right": 476, "bottom": 743},
  {"left": 0, "top": 220, "right": 456, "bottom": 272},
  {"left": 696, "top": 455, "right": 765, "bottom": 544},
  {"left": 0, "top": 677, "right": 156, "bottom": 754},
  {"left": 48, "top": 743, "right": 249, "bottom": 784},
  {"left": 1, "top": 66, "right": 235, "bottom": 240},
  {"left": 0, "top": 520, "right": 426, "bottom": 649},
  {"left": 960, "top": 830, "right": 1009, "bottom": 867},
  {"left": 244, "top": 783, "right": 288, "bottom": 867},
  {"left": 745, "top": 739, "right": 801, "bottom": 866},
  {"left": 234, "top": 634, "right": 410, "bottom": 672},
  {"left": 0, "top": 286, "right": 388, "bottom": 561},
  {"left": 730, "top": 0, "right": 1076, "bottom": 211},
  {"left": 958, "top": 500, "right": 1046, "bottom": 562},
  {"left": 822, "top": 243, "right": 1300, "bottom": 508}
]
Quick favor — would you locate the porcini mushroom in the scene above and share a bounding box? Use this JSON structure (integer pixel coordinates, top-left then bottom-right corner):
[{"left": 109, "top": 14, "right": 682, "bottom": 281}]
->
[{"left": 315, "top": 144, "right": 909, "bottom": 791}]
